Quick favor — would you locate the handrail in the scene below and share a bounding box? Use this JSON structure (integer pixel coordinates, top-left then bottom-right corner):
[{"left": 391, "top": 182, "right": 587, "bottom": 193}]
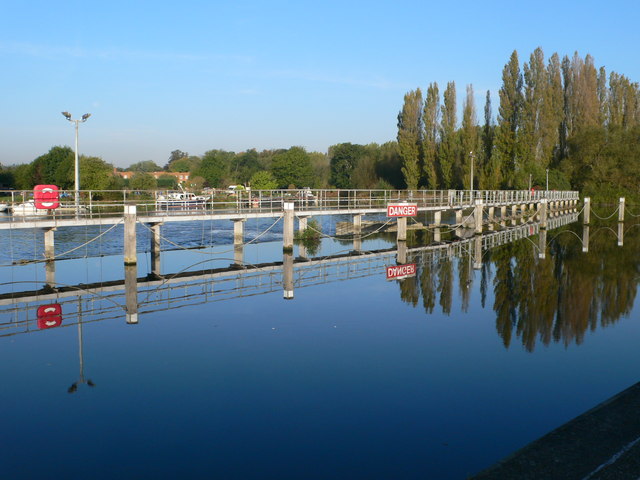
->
[{"left": 0, "top": 188, "right": 580, "bottom": 221}]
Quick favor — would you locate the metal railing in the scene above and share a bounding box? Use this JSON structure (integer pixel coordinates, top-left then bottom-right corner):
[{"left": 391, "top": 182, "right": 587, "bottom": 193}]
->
[{"left": 0, "top": 188, "right": 580, "bottom": 222}]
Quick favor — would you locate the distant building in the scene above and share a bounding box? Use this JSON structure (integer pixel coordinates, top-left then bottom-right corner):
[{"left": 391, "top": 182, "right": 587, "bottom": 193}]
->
[{"left": 114, "top": 169, "right": 190, "bottom": 183}]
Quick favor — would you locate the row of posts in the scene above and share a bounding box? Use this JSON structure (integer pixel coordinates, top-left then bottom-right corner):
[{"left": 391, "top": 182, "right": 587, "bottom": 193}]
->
[{"left": 39, "top": 197, "right": 626, "bottom": 322}]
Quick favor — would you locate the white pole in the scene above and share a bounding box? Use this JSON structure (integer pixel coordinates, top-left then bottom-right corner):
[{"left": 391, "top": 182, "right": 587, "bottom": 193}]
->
[{"left": 74, "top": 120, "right": 80, "bottom": 213}]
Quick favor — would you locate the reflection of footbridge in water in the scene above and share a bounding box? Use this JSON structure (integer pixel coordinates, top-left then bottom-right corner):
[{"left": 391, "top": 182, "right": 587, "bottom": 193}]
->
[{"left": 0, "top": 212, "right": 581, "bottom": 337}]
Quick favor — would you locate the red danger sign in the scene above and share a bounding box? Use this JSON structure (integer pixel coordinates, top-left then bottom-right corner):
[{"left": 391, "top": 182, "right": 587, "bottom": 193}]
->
[
  {"left": 387, "top": 203, "right": 417, "bottom": 217},
  {"left": 386, "top": 263, "right": 417, "bottom": 280}
]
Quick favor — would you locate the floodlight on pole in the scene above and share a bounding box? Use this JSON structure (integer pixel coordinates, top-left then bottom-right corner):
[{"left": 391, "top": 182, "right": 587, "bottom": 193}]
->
[{"left": 61, "top": 111, "right": 91, "bottom": 214}]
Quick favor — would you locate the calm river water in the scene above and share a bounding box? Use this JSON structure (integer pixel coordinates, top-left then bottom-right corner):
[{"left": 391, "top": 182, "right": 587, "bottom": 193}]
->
[{"left": 1, "top": 214, "right": 639, "bottom": 479}]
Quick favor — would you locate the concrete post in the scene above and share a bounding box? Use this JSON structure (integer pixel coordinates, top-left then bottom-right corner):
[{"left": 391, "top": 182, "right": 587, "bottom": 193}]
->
[
  {"left": 474, "top": 200, "right": 483, "bottom": 234},
  {"left": 455, "top": 210, "right": 463, "bottom": 225},
  {"left": 619, "top": 197, "right": 625, "bottom": 222},
  {"left": 488, "top": 207, "right": 494, "bottom": 223},
  {"left": 618, "top": 222, "right": 624, "bottom": 247},
  {"left": 540, "top": 199, "right": 548, "bottom": 229},
  {"left": 124, "top": 205, "right": 137, "bottom": 266},
  {"left": 125, "top": 264, "right": 138, "bottom": 324},
  {"left": 298, "top": 216, "right": 309, "bottom": 233},
  {"left": 582, "top": 226, "right": 590, "bottom": 253},
  {"left": 538, "top": 229, "right": 547, "bottom": 259},
  {"left": 583, "top": 197, "right": 591, "bottom": 225},
  {"left": 234, "top": 245, "right": 245, "bottom": 267},
  {"left": 149, "top": 223, "right": 162, "bottom": 277},
  {"left": 45, "top": 261, "right": 56, "bottom": 289},
  {"left": 473, "top": 236, "right": 482, "bottom": 270},
  {"left": 233, "top": 219, "right": 245, "bottom": 246},
  {"left": 283, "top": 252, "right": 294, "bottom": 299},
  {"left": 433, "top": 228, "right": 441, "bottom": 243},
  {"left": 500, "top": 206, "right": 507, "bottom": 219},
  {"left": 353, "top": 214, "right": 362, "bottom": 232},
  {"left": 434, "top": 210, "right": 442, "bottom": 226},
  {"left": 397, "top": 241, "right": 407, "bottom": 265},
  {"left": 397, "top": 217, "right": 407, "bottom": 242},
  {"left": 283, "top": 202, "right": 295, "bottom": 252},
  {"left": 44, "top": 227, "right": 56, "bottom": 260}
]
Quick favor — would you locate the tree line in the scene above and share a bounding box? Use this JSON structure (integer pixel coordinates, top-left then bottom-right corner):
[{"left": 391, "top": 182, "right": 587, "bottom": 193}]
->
[
  {"left": 0, "top": 142, "right": 406, "bottom": 192},
  {"left": 395, "top": 218, "right": 639, "bottom": 351},
  {"left": 1, "top": 47, "right": 637, "bottom": 200},
  {"left": 397, "top": 47, "right": 640, "bottom": 202}
]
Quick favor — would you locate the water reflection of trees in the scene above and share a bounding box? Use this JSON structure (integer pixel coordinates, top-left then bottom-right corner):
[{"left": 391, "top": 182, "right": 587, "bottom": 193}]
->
[{"left": 396, "top": 222, "right": 640, "bottom": 351}]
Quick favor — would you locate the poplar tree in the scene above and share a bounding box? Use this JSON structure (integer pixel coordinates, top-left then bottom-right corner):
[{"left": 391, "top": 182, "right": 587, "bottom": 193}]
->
[
  {"left": 397, "top": 88, "right": 423, "bottom": 190},
  {"left": 422, "top": 82, "right": 440, "bottom": 189},
  {"left": 546, "top": 53, "right": 564, "bottom": 166},
  {"left": 482, "top": 90, "right": 500, "bottom": 188},
  {"left": 438, "top": 81, "right": 457, "bottom": 188},
  {"left": 521, "top": 47, "right": 547, "bottom": 171},
  {"left": 460, "top": 84, "right": 479, "bottom": 189},
  {"left": 494, "top": 50, "right": 523, "bottom": 187}
]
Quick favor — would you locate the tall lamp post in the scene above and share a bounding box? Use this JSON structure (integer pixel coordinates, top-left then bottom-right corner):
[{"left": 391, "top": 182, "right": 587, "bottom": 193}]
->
[
  {"left": 61, "top": 112, "right": 91, "bottom": 213},
  {"left": 469, "top": 151, "right": 475, "bottom": 195},
  {"left": 546, "top": 168, "right": 549, "bottom": 194}
]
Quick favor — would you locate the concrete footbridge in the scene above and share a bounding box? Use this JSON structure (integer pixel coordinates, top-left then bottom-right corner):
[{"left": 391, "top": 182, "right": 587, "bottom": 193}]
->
[{"left": 0, "top": 188, "right": 581, "bottom": 267}]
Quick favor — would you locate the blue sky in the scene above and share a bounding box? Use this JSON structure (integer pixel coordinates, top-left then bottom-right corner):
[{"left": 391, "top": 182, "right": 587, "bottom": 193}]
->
[{"left": 1, "top": 0, "right": 638, "bottom": 168}]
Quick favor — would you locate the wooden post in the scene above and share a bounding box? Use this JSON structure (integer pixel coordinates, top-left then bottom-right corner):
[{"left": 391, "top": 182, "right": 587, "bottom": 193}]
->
[
  {"left": 124, "top": 205, "right": 137, "bottom": 266},
  {"left": 283, "top": 202, "right": 295, "bottom": 252},
  {"left": 583, "top": 197, "right": 591, "bottom": 225}
]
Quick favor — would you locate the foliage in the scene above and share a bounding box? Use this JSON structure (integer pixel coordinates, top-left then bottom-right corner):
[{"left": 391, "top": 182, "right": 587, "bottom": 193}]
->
[
  {"left": 129, "top": 172, "right": 157, "bottom": 191},
  {"left": 194, "top": 150, "right": 234, "bottom": 187},
  {"left": 329, "top": 143, "right": 366, "bottom": 188},
  {"left": 397, "top": 88, "right": 423, "bottom": 189},
  {"left": 294, "top": 219, "right": 322, "bottom": 256},
  {"left": 79, "top": 156, "right": 116, "bottom": 190},
  {"left": 157, "top": 174, "right": 178, "bottom": 189},
  {"left": 128, "top": 160, "right": 161, "bottom": 172},
  {"left": 249, "top": 170, "right": 278, "bottom": 190},
  {"left": 271, "top": 147, "right": 314, "bottom": 188}
]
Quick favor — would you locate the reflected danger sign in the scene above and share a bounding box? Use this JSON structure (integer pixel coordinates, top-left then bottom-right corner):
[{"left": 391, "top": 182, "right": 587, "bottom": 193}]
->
[
  {"left": 387, "top": 203, "right": 417, "bottom": 217},
  {"left": 386, "top": 263, "right": 417, "bottom": 280}
]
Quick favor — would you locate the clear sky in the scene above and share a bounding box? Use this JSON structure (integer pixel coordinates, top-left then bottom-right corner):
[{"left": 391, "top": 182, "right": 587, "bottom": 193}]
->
[{"left": 1, "top": 0, "right": 638, "bottom": 168}]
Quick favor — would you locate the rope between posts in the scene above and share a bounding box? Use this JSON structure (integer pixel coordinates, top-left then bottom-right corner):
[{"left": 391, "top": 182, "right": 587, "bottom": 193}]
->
[
  {"left": 10, "top": 220, "right": 123, "bottom": 265},
  {"left": 139, "top": 215, "right": 284, "bottom": 256},
  {"left": 590, "top": 204, "right": 620, "bottom": 220}
]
